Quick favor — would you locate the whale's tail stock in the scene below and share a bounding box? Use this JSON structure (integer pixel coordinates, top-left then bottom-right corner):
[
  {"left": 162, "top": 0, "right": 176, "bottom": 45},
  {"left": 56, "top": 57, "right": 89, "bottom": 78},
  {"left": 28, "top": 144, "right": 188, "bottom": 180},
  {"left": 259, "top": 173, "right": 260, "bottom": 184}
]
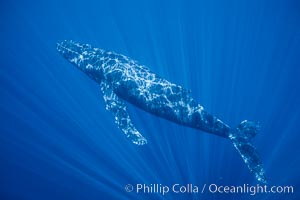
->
[{"left": 229, "top": 120, "right": 266, "bottom": 183}]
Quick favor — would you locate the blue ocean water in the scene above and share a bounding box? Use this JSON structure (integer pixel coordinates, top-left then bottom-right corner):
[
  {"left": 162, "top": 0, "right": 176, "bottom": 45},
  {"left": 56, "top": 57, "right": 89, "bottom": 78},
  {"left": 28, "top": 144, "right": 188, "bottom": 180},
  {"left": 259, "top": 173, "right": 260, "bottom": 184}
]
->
[{"left": 1, "top": 0, "right": 300, "bottom": 199}]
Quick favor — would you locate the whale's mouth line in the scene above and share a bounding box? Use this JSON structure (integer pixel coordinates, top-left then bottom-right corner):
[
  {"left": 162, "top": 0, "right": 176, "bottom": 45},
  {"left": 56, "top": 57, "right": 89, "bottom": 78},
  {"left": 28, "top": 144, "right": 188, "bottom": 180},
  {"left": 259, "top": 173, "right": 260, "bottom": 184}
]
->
[{"left": 56, "top": 42, "right": 80, "bottom": 56}]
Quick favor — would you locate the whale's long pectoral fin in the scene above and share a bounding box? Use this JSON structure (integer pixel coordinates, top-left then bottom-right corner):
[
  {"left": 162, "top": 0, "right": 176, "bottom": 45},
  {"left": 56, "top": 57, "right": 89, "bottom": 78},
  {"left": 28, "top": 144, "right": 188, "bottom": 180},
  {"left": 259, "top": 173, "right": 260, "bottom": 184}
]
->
[{"left": 100, "top": 82, "right": 147, "bottom": 145}]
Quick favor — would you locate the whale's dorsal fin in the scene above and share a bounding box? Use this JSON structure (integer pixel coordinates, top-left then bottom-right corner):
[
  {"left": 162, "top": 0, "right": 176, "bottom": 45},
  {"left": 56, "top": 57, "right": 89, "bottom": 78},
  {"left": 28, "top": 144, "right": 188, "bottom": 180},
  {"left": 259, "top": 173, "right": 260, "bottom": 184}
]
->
[{"left": 100, "top": 82, "right": 147, "bottom": 145}]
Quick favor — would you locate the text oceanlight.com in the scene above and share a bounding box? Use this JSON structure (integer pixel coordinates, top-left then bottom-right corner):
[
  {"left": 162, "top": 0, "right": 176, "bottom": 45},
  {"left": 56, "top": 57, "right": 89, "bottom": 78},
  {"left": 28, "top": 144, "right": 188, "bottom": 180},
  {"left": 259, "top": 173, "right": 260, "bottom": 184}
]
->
[{"left": 124, "top": 183, "right": 294, "bottom": 196}]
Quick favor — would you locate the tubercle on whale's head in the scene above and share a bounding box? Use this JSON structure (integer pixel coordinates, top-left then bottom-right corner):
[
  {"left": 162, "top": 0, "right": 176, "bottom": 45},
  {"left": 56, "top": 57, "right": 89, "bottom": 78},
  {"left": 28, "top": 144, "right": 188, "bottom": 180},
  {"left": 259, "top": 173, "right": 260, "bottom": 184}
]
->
[
  {"left": 57, "top": 40, "right": 92, "bottom": 65},
  {"left": 57, "top": 40, "right": 104, "bottom": 83}
]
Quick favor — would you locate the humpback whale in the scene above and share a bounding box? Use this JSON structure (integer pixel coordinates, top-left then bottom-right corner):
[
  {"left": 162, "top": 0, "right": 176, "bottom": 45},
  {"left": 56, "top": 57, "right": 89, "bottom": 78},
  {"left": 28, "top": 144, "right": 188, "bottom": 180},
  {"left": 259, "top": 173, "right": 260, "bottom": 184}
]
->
[{"left": 57, "top": 40, "right": 266, "bottom": 183}]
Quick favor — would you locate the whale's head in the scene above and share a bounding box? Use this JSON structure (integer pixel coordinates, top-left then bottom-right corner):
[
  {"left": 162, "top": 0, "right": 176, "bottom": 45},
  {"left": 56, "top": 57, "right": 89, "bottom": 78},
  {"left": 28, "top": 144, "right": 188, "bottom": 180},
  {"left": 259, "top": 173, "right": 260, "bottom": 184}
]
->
[{"left": 57, "top": 40, "right": 103, "bottom": 83}]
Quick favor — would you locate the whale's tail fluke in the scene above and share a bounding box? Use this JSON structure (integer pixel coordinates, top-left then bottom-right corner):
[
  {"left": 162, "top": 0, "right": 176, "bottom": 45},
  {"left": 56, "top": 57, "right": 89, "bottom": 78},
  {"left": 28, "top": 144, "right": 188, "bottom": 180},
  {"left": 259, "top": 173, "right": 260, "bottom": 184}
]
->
[{"left": 229, "top": 120, "right": 266, "bottom": 183}]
